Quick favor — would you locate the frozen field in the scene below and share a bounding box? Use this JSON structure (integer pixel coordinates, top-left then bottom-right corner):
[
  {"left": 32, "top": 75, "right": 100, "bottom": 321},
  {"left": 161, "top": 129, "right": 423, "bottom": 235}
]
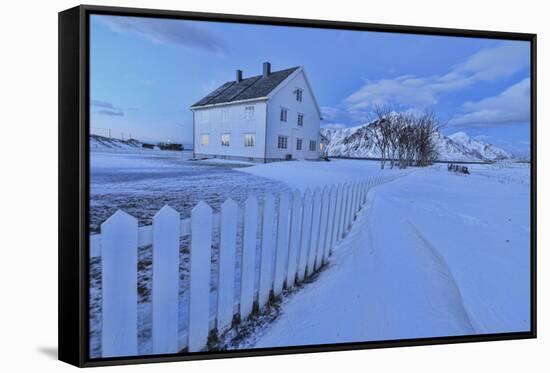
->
[
  {"left": 89, "top": 151, "right": 292, "bottom": 233},
  {"left": 89, "top": 151, "right": 531, "bottom": 355}
]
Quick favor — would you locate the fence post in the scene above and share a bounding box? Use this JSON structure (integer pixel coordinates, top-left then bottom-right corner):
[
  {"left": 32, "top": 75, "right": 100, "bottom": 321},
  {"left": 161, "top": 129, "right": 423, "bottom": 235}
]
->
[
  {"left": 297, "top": 189, "right": 313, "bottom": 282},
  {"left": 101, "top": 210, "right": 138, "bottom": 357},
  {"left": 316, "top": 187, "right": 330, "bottom": 269},
  {"left": 323, "top": 185, "right": 337, "bottom": 263},
  {"left": 286, "top": 190, "right": 303, "bottom": 288},
  {"left": 352, "top": 183, "right": 358, "bottom": 223},
  {"left": 258, "top": 193, "right": 275, "bottom": 309},
  {"left": 273, "top": 193, "right": 290, "bottom": 296},
  {"left": 334, "top": 184, "right": 343, "bottom": 245},
  {"left": 217, "top": 198, "right": 238, "bottom": 334},
  {"left": 152, "top": 205, "right": 180, "bottom": 354},
  {"left": 307, "top": 188, "right": 322, "bottom": 276},
  {"left": 341, "top": 183, "right": 351, "bottom": 238},
  {"left": 188, "top": 201, "right": 213, "bottom": 352},
  {"left": 240, "top": 196, "right": 258, "bottom": 320}
]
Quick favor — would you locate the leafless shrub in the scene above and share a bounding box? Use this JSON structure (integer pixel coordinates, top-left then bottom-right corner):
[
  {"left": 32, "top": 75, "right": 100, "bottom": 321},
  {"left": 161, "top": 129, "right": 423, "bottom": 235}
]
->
[{"left": 368, "top": 107, "right": 442, "bottom": 169}]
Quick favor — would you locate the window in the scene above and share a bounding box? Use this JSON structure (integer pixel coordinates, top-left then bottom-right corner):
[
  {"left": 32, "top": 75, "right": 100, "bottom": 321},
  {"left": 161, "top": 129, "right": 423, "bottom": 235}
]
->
[
  {"left": 297, "top": 113, "right": 304, "bottom": 126},
  {"left": 244, "top": 134, "right": 255, "bottom": 147},
  {"left": 277, "top": 136, "right": 288, "bottom": 149},
  {"left": 200, "top": 134, "right": 209, "bottom": 146},
  {"left": 222, "top": 109, "right": 230, "bottom": 122},
  {"left": 245, "top": 106, "right": 255, "bottom": 119},
  {"left": 309, "top": 140, "right": 317, "bottom": 151},
  {"left": 221, "top": 134, "right": 230, "bottom": 147},
  {"left": 296, "top": 138, "right": 303, "bottom": 151},
  {"left": 280, "top": 107, "right": 288, "bottom": 122},
  {"left": 197, "top": 110, "right": 209, "bottom": 123},
  {"left": 296, "top": 88, "right": 303, "bottom": 102}
]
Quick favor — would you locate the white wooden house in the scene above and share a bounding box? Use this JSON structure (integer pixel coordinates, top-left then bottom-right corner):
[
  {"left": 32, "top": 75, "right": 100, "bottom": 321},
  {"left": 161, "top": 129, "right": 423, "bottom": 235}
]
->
[{"left": 191, "top": 62, "right": 322, "bottom": 162}]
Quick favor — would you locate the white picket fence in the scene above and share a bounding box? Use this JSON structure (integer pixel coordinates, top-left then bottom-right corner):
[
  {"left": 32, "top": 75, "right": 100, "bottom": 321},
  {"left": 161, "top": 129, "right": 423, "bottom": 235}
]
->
[{"left": 90, "top": 175, "right": 394, "bottom": 357}]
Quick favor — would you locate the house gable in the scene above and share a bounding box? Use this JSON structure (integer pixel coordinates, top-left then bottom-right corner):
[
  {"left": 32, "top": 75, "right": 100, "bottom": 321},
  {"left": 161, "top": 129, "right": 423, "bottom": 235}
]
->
[{"left": 266, "top": 67, "right": 323, "bottom": 119}]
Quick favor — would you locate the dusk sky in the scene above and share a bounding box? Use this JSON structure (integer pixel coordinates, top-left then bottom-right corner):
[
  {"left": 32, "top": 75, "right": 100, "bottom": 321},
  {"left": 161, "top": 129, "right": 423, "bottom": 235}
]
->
[{"left": 90, "top": 15, "right": 531, "bottom": 156}]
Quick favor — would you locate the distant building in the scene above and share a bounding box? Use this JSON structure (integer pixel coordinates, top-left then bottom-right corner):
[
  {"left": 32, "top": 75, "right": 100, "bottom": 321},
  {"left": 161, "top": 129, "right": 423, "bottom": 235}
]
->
[{"left": 190, "top": 62, "right": 322, "bottom": 162}]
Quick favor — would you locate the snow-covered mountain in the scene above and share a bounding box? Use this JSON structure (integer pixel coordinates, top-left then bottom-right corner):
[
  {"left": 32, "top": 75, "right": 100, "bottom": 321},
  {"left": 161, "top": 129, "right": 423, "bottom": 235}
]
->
[{"left": 321, "top": 125, "right": 513, "bottom": 162}]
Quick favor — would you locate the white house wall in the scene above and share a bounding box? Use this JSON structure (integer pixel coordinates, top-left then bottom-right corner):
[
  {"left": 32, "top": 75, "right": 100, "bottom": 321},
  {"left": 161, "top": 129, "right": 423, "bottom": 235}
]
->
[
  {"left": 193, "top": 101, "right": 267, "bottom": 161},
  {"left": 265, "top": 71, "right": 321, "bottom": 161}
]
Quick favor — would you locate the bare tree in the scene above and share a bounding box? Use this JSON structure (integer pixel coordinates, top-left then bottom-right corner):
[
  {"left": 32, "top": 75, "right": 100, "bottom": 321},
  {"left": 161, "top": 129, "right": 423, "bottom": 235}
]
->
[
  {"left": 414, "top": 110, "right": 441, "bottom": 167},
  {"left": 367, "top": 107, "right": 442, "bottom": 169},
  {"left": 367, "top": 105, "right": 393, "bottom": 169}
]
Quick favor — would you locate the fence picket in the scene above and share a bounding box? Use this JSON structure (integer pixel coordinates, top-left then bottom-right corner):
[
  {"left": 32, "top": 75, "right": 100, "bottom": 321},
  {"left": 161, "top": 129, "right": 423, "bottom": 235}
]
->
[
  {"left": 286, "top": 190, "right": 303, "bottom": 288},
  {"left": 316, "top": 187, "right": 330, "bottom": 269},
  {"left": 152, "top": 205, "right": 180, "bottom": 354},
  {"left": 354, "top": 183, "right": 361, "bottom": 214},
  {"left": 273, "top": 193, "right": 290, "bottom": 296},
  {"left": 258, "top": 193, "right": 275, "bottom": 308},
  {"left": 297, "top": 189, "right": 313, "bottom": 282},
  {"left": 101, "top": 210, "right": 138, "bottom": 357},
  {"left": 217, "top": 198, "right": 238, "bottom": 334},
  {"left": 308, "top": 188, "right": 322, "bottom": 275},
  {"left": 330, "top": 185, "right": 341, "bottom": 254},
  {"left": 188, "top": 201, "right": 213, "bottom": 352},
  {"left": 240, "top": 196, "right": 258, "bottom": 320},
  {"left": 351, "top": 183, "right": 358, "bottom": 222},
  {"left": 334, "top": 184, "right": 343, "bottom": 244},
  {"left": 341, "top": 184, "right": 351, "bottom": 237},
  {"left": 323, "top": 186, "right": 337, "bottom": 263}
]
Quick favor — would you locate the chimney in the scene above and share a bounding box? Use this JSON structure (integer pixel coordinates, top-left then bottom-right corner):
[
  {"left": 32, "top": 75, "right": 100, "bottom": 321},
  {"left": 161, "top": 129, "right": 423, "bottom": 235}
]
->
[
  {"left": 236, "top": 69, "right": 243, "bottom": 83},
  {"left": 263, "top": 62, "right": 271, "bottom": 77}
]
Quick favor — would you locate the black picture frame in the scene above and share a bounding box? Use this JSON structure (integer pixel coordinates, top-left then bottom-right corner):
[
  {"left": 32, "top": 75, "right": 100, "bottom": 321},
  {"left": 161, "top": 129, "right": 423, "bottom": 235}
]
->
[{"left": 58, "top": 4, "right": 537, "bottom": 367}]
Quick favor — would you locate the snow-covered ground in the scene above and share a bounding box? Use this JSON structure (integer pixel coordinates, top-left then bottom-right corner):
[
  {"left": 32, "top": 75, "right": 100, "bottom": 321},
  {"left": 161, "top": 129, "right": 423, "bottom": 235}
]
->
[
  {"left": 89, "top": 151, "right": 291, "bottom": 232},
  {"left": 89, "top": 151, "right": 530, "bottom": 355},
  {"left": 244, "top": 161, "right": 531, "bottom": 347}
]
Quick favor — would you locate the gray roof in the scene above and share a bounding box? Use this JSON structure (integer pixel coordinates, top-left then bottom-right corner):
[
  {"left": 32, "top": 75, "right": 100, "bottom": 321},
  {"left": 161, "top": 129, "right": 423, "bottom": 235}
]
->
[{"left": 191, "top": 67, "right": 300, "bottom": 108}]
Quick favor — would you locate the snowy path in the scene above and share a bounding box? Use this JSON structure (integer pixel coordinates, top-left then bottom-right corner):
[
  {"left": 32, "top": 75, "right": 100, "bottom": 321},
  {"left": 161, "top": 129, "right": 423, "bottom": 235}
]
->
[{"left": 251, "top": 164, "right": 530, "bottom": 348}]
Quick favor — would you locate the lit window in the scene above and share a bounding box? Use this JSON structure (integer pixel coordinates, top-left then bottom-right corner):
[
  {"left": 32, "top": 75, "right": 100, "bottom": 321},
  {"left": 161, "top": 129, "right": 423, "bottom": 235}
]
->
[
  {"left": 280, "top": 107, "right": 288, "bottom": 122},
  {"left": 278, "top": 136, "right": 288, "bottom": 149},
  {"left": 221, "top": 134, "right": 230, "bottom": 147},
  {"left": 297, "top": 113, "right": 304, "bottom": 126},
  {"left": 200, "top": 134, "right": 209, "bottom": 146},
  {"left": 309, "top": 140, "right": 317, "bottom": 151},
  {"left": 296, "top": 138, "right": 303, "bottom": 151},
  {"left": 244, "top": 134, "right": 255, "bottom": 147},
  {"left": 245, "top": 106, "right": 255, "bottom": 119},
  {"left": 296, "top": 88, "right": 303, "bottom": 102},
  {"left": 222, "top": 109, "right": 230, "bottom": 122}
]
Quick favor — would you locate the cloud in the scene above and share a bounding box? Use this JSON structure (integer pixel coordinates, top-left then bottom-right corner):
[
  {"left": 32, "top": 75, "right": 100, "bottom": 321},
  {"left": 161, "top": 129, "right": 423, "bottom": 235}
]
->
[
  {"left": 344, "top": 42, "right": 529, "bottom": 111},
  {"left": 99, "top": 15, "right": 227, "bottom": 54},
  {"left": 98, "top": 109, "right": 124, "bottom": 117},
  {"left": 473, "top": 134, "right": 491, "bottom": 141},
  {"left": 92, "top": 99, "right": 124, "bottom": 117},
  {"left": 321, "top": 123, "right": 348, "bottom": 129},
  {"left": 449, "top": 78, "right": 530, "bottom": 127}
]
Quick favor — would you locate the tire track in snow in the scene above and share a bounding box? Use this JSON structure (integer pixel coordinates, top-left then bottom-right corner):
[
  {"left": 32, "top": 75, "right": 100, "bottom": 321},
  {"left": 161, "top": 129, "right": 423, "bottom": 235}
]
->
[{"left": 407, "top": 221, "right": 479, "bottom": 334}]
